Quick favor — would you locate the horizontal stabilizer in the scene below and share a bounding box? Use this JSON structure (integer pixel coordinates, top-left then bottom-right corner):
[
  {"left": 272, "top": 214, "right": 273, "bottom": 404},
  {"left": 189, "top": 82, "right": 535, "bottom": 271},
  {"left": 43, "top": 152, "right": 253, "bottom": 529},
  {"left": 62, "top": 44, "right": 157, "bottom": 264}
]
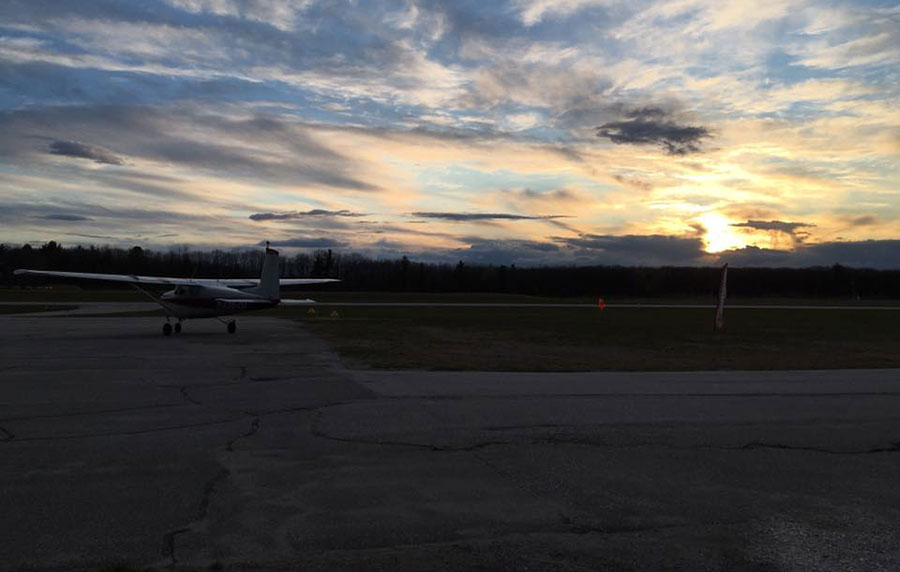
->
[
  {"left": 214, "top": 299, "right": 275, "bottom": 310},
  {"left": 279, "top": 279, "right": 340, "bottom": 286},
  {"left": 279, "top": 298, "right": 317, "bottom": 305}
]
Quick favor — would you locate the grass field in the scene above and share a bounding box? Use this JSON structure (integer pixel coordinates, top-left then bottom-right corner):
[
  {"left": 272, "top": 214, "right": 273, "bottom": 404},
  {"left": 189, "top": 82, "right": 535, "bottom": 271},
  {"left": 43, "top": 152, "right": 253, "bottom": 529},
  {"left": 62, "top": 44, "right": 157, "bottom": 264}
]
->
[
  {"left": 3, "top": 287, "right": 900, "bottom": 306},
  {"left": 4, "top": 288, "right": 899, "bottom": 371},
  {"left": 278, "top": 305, "right": 900, "bottom": 371}
]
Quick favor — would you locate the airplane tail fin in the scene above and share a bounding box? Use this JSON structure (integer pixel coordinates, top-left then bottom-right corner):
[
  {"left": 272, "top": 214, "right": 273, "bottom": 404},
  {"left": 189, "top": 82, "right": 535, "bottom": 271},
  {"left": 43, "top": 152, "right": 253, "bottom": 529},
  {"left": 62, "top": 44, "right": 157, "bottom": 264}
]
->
[{"left": 248, "top": 245, "right": 280, "bottom": 300}]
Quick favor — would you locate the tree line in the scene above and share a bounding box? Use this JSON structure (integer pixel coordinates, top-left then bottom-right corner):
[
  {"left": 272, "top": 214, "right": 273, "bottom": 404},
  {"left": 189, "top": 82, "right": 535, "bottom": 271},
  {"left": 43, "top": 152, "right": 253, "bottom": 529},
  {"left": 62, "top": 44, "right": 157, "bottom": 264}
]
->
[{"left": 2, "top": 241, "right": 899, "bottom": 299}]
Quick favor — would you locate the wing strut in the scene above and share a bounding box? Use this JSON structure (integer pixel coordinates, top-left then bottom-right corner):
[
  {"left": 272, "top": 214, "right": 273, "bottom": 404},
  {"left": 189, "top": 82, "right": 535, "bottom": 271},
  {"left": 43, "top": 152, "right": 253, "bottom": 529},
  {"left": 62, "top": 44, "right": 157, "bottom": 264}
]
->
[{"left": 130, "top": 284, "right": 174, "bottom": 318}]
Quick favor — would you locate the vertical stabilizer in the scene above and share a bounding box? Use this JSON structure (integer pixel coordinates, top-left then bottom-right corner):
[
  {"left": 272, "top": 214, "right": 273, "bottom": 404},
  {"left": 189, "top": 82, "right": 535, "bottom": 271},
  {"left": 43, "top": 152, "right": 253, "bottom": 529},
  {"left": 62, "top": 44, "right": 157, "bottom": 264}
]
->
[{"left": 248, "top": 245, "right": 280, "bottom": 300}]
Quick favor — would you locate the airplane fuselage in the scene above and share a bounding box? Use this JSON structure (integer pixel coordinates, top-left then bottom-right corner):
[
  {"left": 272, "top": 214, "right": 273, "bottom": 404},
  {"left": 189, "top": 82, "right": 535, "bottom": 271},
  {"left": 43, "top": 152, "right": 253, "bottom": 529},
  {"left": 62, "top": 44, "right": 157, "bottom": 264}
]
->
[{"left": 159, "top": 284, "right": 278, "bottom": 319}]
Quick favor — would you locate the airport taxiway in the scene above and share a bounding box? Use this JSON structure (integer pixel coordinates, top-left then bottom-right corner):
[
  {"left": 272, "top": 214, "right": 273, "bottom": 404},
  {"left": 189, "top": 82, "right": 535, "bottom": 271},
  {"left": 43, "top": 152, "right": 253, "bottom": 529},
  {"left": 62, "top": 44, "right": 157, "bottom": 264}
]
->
[{"left": 1, "top": 314, "right": 899, "bottom": 570}]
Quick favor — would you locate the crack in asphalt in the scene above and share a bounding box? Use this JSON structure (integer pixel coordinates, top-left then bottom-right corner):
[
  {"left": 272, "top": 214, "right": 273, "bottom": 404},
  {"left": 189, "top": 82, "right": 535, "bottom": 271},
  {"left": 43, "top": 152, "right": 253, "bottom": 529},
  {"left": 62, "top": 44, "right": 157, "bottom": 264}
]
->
[
  {"left": 162, "top": 527, "right": 190, "bottom": 566},
  {"left": 730, "top": 440, "right": 900, "bottom": 455},
  {"left": 0, "top": 426, "right": 14, "bottom": 442},
  {"left": 306, "top": 417, "right": 900, "bottom": 457},
  {"left": 226, "top": 417, "right": 261, "bottom": 452},
  {"left": 9, "top": 417, "right": 247, "bottom": 442},
  {"left": 197, "top": 467, "right": 232, "bottom": 520},
  {"left": 360, "top": 391, "right": 900, "bottom": 401},
  {"left": 180, "top": 385, "right": 202, "bottom": 405},
  {"left": 157, "top": 374, "right": 315, "bottom": 390},
  {"left": 161, "top": 415, "right": 261, "bottom": 565},
  {"left": 0, "top": 403, "right": 180, "bottom": 423}
]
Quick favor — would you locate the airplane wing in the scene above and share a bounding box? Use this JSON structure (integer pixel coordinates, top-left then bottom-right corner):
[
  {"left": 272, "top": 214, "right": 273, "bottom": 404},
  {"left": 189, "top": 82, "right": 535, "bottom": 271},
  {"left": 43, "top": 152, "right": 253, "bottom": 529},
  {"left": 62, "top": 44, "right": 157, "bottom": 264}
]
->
[
  {"left": 13, "top": 269, "right": 204, "bottom": 285},
  {"left": 220, "top": 278, "right": 339, "bottom": 286},
  {"left": 278, "top": 298, "right": 317, "bottom": 305},
  {"left": 13, "top": 269, "right": 340, "bottom": 287}
]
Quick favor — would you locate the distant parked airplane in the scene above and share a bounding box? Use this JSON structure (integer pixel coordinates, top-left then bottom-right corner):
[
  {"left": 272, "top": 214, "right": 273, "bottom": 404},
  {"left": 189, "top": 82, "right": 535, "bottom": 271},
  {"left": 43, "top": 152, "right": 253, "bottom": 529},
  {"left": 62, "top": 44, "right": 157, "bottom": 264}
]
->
[{"left": 14, "top": 244, "right": 338, "bottom": 335}]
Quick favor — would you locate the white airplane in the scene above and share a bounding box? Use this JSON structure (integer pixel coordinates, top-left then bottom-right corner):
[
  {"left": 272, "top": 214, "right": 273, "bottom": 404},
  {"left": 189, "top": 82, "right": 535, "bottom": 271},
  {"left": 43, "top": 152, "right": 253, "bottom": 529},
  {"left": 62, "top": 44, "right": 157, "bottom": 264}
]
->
[{"left": 14, "top": 244, "right": 338, "bottom": 335}]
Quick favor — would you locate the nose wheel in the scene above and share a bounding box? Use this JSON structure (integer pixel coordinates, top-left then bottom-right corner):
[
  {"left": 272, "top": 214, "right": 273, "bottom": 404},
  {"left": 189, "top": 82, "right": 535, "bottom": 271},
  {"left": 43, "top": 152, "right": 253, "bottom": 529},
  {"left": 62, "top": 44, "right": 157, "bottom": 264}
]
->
[{"left": 227, "top": 321, "right": 237, "bottom": 334}]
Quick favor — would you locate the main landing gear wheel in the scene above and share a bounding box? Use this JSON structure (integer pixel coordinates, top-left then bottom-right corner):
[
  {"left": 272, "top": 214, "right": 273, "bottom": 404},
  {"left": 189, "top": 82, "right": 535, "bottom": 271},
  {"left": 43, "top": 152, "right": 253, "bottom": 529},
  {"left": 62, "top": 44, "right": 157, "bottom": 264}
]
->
[
  {"left": 162, "top": 323, "right": 173, "bottom": 336},
  {"left": 174, "top": 322, "right": 182, "bottom": 334},
  {"left": 227, "top": 321, "right": 237, "bottom": 334}
]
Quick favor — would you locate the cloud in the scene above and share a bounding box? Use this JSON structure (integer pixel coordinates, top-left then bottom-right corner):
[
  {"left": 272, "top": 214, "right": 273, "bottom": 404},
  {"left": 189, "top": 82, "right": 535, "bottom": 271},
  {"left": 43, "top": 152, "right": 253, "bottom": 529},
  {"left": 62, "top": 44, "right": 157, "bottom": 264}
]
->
[
  {"left": 62, "top": 232, "right": 119, "bottom": 240},
  {"left": 444, "top": 237, "right": 563, "bottom": 265},
  {"left": 0, "top": 0, "right": 897, "bottom": 258},
  {"left": 261, "top": 237, "right": 348, "bottom": 248},
  {"left": 552, "top": 233, "right": 708, "bottom": 265},
  {"left": 513, "top": 0, "right": 606, "bottom": 26},
  {"left": 511, "top": 188, "right": 581, "bottom": 203},
  {"left": 2, "top": 105, "right": 379, "bottom": 191},
  {"left": 720, "top": 240, "right": 900, "bottom": 270},
  {"left": 596, "top": 107, "right": 711, "bottom": 155},
  {"left": 840, "top": 215, "right": 879, "bottom": 227},
  {"left": 613, "top": 174, "right": 653, "bottom": 191},
  {"left": 731, "top": 220, "right": 815, "bottom": 234},
  {"left": 411, "top": 211, "right": 570, "bottom": 221},
  {"left": 249, "top": 209, "right": 367, "bottom": 221},
  {"left": 48, "top": 139, "right": 124, "bottom": 165},
  {"left": 731, "top": 219, "right": 815, "bottom": 246},
  {"left": 39, "top": 213, "right": 93, "bottom": 221}
]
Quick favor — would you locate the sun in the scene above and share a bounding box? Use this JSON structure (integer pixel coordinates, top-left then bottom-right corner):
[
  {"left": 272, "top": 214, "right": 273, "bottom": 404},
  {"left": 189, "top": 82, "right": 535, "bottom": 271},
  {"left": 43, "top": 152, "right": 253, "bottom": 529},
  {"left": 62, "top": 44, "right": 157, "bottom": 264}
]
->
[{"left": 696, "top": 212, "right": 747, "bottom": 253}]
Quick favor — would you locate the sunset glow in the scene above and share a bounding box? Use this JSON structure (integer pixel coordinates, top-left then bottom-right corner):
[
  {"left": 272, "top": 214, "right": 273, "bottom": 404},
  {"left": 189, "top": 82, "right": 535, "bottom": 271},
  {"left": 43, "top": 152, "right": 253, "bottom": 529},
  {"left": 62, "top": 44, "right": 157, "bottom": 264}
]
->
[
  {"left": 1, "top": 1, "right": 898, "bottom": 267},
  {"left": 697, "top": 213, "right": 748, "bottom": 254}
]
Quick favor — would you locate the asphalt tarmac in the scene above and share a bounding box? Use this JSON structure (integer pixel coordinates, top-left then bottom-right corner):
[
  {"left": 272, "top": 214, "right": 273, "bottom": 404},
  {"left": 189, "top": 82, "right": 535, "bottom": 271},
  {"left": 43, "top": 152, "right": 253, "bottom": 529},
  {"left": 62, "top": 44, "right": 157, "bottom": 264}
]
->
[{"left": 2, "top": 314, "right": 899, "bottom": 571}]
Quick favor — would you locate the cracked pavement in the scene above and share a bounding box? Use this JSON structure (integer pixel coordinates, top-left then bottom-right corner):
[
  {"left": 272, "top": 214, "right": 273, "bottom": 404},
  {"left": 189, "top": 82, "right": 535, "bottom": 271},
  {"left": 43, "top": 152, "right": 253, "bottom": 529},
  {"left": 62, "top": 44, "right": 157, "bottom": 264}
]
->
[{"left": 1, "top": 316, "right": 900, "bottom": 571}]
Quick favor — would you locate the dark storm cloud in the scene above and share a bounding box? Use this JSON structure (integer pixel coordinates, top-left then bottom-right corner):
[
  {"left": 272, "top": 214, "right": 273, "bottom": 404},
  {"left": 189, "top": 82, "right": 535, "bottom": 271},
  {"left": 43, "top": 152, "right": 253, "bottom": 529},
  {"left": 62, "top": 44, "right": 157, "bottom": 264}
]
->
[
  {"left": 720, "top": 240, "right": 900, "bottom": 269},
  {"left": 597, "top": 114, "right": 711, "bottom": 155},
  {"left": 731, "top": 220, "right": 815, "bottom": 234},
  {"left": 249, "top": 210, "right": 366, "bottom": 221},
  {"left": 417, "top": 237, "right": 900, "bottom": 269},
  {"left": 411, "top": 212, "right": 570, "bottom": 221},
  {"left": 48, "top": 140, "right": 124, "bottom": 165},
  {"left": 552, "top": 234, "right": 708, "bottom": 265},
  {"left": 262, "top": 237, "right": 348, "bottom": 248},
  {"left": 442, "top": 238, "right": 563, "bottom": 266}
]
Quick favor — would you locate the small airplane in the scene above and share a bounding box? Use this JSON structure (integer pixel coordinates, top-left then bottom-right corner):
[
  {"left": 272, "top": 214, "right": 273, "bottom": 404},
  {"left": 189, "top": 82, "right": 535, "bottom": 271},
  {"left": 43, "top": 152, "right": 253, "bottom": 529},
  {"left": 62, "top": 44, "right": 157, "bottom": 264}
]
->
[{"left": 14, "top": 244, "right": 338, "bottom": 335}]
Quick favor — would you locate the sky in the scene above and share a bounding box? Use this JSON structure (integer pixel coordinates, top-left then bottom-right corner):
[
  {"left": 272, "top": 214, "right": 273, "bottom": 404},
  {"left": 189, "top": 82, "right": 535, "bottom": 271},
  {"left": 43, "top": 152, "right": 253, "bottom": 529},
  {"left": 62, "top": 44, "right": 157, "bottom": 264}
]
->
[{"left": 1, "top": 0, "right": 898, "bottom": 267}]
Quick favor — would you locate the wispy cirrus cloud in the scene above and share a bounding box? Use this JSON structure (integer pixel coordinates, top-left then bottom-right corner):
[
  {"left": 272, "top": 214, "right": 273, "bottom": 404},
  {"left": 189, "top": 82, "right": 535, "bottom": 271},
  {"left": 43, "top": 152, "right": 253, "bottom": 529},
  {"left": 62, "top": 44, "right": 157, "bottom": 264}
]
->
[
  {"left": 39, "top": 213, "right": 93, "bottom": 222},
  {"left": 410, "top": 212, "right": 570, "bottom": 222},
  {"left": 261, "top": 237, "right": 348, "bottom": 248},
  {"left": 249, "top": 209, "right": 367, "bottom": 221}
]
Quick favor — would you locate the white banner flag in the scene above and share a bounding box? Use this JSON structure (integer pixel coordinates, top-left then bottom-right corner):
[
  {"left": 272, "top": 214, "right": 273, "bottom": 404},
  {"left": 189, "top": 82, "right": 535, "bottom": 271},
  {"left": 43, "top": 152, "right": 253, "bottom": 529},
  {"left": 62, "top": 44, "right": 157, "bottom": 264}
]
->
[{"left": 715, "top": 263, "right": 728, "bottom": 330}]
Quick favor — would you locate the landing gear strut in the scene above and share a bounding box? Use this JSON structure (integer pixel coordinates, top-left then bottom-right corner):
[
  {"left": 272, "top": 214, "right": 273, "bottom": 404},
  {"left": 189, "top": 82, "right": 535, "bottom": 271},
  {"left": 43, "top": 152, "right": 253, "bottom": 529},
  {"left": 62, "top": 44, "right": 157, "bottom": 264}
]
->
[
  {"left": 174, "top": 322, "right": 182, "bottom": 334},
  {"left": 227, "top": 321, "right": 237, "bottom": 334}
]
